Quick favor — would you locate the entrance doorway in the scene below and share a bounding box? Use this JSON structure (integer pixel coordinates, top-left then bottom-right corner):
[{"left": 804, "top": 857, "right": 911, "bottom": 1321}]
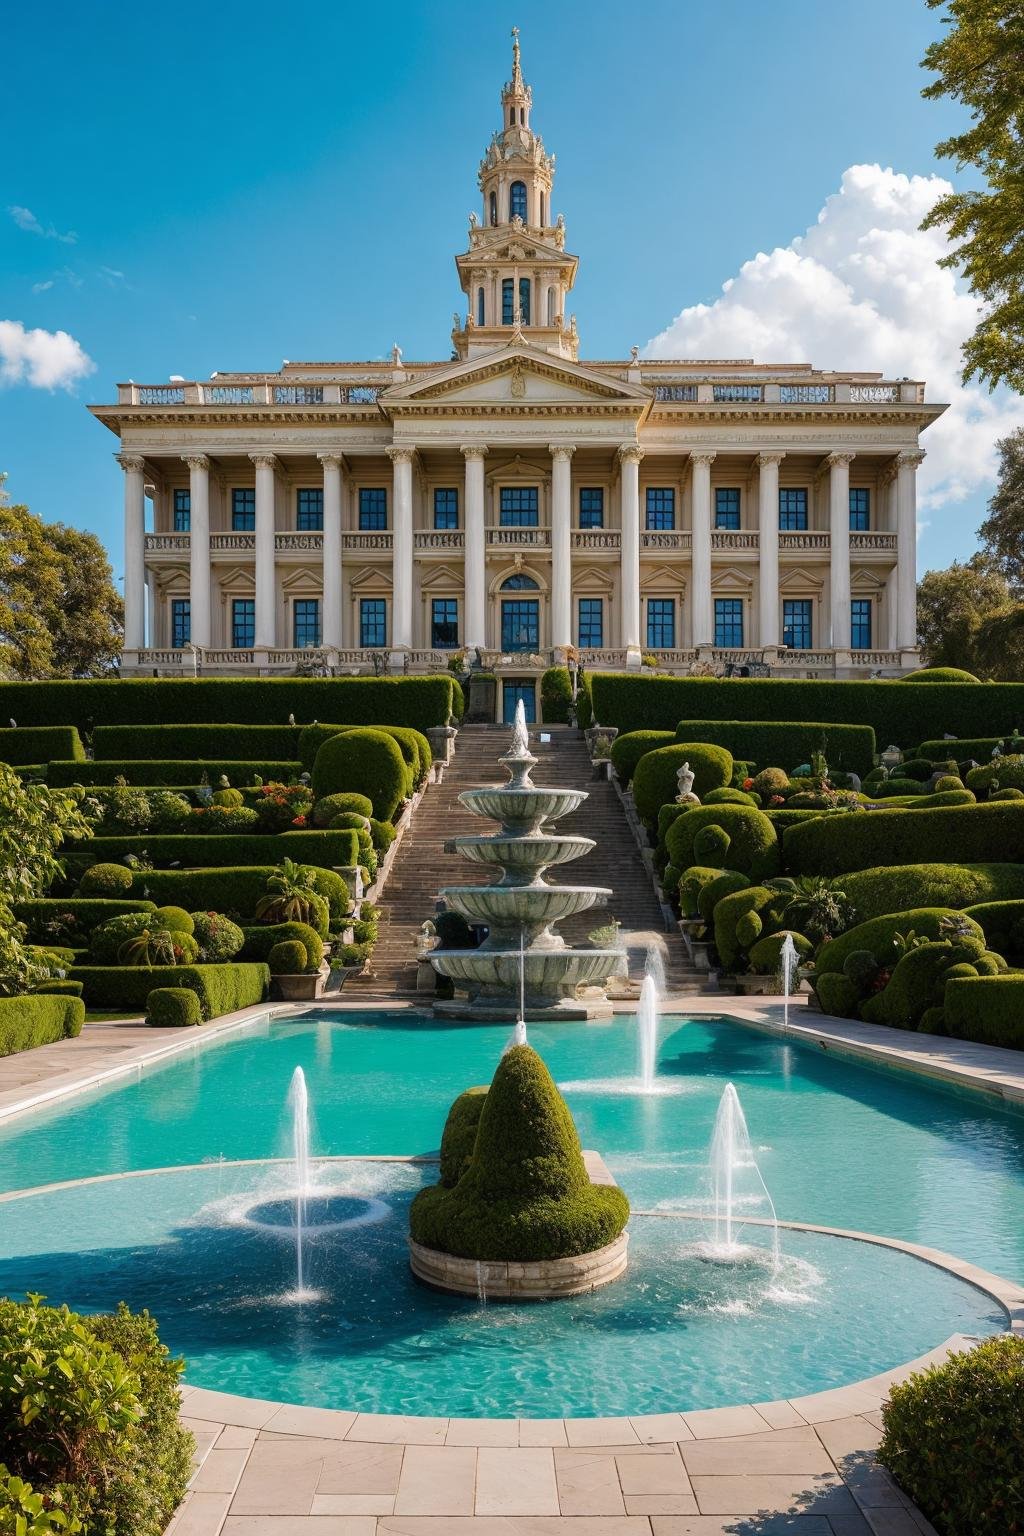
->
[{"left": 502, "top": 680, "right": 537, "bottom": 724}]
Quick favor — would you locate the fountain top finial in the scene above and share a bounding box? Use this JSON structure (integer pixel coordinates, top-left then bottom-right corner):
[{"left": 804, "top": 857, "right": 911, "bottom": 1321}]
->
[{"left": 499, "top": 696, "right": 538, "bottom": 789}]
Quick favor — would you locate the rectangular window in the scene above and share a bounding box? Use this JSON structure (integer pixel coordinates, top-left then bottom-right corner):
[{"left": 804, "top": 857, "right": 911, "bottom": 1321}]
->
[
  {"left": 714, "top": 598, "right": 744, "bottom": 648},
  {"left": 231, "top": 598, "right": 255, "bottom": 649},
  {"left": 849, "top": 488, "right": 870, "bottom": 531},
  {"left": 578, "top": 488, "right": 604, "bottom": 529},
  {"left": 500, "top": 598, "right": 539, "bottom": 652},
  {"left": 782, "top": 598, "right": 812, "bottom": 650},
  {"left": 433, "top": 488, "right": 458, "bottom": 529},
  {"left": 646, "top": 598, "right": 675, "bottom": 650},
  {"left": 778, "top": 488, "right": 808, "bottom": 530},
  {"left": 173, "top": 489, "right": 191, "bottom": 532},
  {"left": 578, "top": 598, "right": 603, "bottom": 648},
  {"left": 231, "top": 487, "right": 255, "bottom": 531},
  {"left": 519, "top": 276, "right": 531, "bottom": 324},
  {"left": 170, "top": 598, "right": 191, "bottom": 649},
  {"left": 501, "top": 278, "right": 514, "bottom": 325},
  {"left": 296, "top": 488, "right": 323, "bottom": 531},
  {"left": 715, "top": 487, "right": 740, "bottom": 530},
  {"left": 431, "top": 597, "right": 459, "bottom": 649},
  {"left": 499, "top": 486, "right": 539, "bottom": 526},
  {"left": 360, "top": 597, "right": 387, "bottom": 648},
  {"left": 293, "top": 598, "right": 321, "bottom": 649},
  {"left": 358, "top": 488, "right": 387, "bottom": 530},
  {"left": 851, "top": 598, "right": 873, "bottom": 650},
  {"left": 645, "top": 487, "right": 676, "bottom": 531}
]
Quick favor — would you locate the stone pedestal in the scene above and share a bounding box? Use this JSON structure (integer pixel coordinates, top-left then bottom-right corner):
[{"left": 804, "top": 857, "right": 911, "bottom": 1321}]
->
[{"left": 409, "top": 1230, "right": 628, "bottom": 1299}]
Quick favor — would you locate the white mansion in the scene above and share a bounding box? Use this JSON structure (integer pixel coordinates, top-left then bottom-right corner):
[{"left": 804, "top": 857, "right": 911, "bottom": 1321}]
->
[{"left": 93, "top": 32, "right": 943, "bottom": 715}]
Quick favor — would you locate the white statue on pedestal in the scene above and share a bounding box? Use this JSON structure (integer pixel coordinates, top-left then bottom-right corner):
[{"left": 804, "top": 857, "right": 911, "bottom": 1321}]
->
[{"left": 675, "top": 761, "right": 701, "bottom": 805}]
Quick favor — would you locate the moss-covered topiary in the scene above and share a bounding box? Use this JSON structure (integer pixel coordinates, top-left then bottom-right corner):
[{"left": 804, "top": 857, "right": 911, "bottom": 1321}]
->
[
  {"left": 697, "top": 869, "right": 750, "bottom": 921},
  {"left": 438, "top": 1086, "right": 488, "bottom": 1187},
  {"left": 815, "top": 971, "right": 860, "bottom": 1018},
  {"left": 693, "top": 824, "right": 731, "bottom": 864},
  {"left": 79, "top": 862, "right": 134, "bottom": 896},
  {"left": 944, "top": 974, "right": 1024, "bottom": 1047},
  {"left": 153, "top": 906, "right": 194, "bottom": 934},
  {"left": 841, "top": 862, "right": 1024, "bottom": 921},
  {"left": 267, "top": 939, "right": 308, "bottom": 974},
  {"left": 409, "top": 1045, "right": 630, "bottom": 1262},
  {"left": 632, "top": 742, "right": 733, "bottom": 825},
  {"left": 609, "top": 729, "right": 675, "bottom": 786},
  {"left": 666, "top": 805, "right": 779, "bottom": 881},
  {"left": 747, "top": 929, "right": 812, "bottom": 974}
]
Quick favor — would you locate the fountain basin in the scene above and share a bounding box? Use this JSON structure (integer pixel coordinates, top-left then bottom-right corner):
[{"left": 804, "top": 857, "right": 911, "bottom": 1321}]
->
[
  {"left": 431, "top": 947, "right": 626, "bottom": 1018},
  {"left": 409, "top": 1230, "right": 629, "bottom": 1299},
  {"left": 442, "top": 884, "right": 611, "bottom": 934},
  {"left": 451, "top": 834, "right": 595, "bottom": 879},
  {"left": 458, "top": 785, "right": 587, "bottom": 831}
]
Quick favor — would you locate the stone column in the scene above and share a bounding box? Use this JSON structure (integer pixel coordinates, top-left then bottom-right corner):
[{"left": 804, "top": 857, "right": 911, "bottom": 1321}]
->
[
  {"left": 250, "top": 453, "right": 278, "bottom": 650},
  {"left": 896, "top": 449, "right": 925, "bottom": 653},
  {"left": 827, "top": 451, "right": 855, "bottom": 651},
  {"left": 549, "top": 443, "right": 575, "bottom": 652},
  {"left": 318, "top": 452, "right": 344, "bottom": 649},
  {"left": 387, "top": 446, "right": 415, "bottom": 654},
  {"left": 183, "top": 454, "right": 211, "bottom": 649},
  {"left": 617, "top": 444, "right": 643, "bottom": 667},
  {"left": 690, "top": 451, "right": 716, "bottom": 647},
  {"left": 756, "top": 452, "right": 784, "bottom": 648},
  {"left": 462, "top": 445, "right": 488, "bottom": 650},
  {"left": 118, "top": 453, "right": 146, "bottom": 652}
]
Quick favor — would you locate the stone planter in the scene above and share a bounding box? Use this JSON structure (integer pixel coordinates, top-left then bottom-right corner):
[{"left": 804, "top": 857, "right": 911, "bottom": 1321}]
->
[
  {"left": 271, "top": 970, "right": 326, "bottom": 1001},
  {"left": 409, "top": 1230, "right": 628, "bottom": 1300}
]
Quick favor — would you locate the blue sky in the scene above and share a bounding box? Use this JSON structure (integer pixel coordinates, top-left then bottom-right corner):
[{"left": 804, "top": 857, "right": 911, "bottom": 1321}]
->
[{"left": 1, "top": 0, "right": 1002, "bottom": 587}]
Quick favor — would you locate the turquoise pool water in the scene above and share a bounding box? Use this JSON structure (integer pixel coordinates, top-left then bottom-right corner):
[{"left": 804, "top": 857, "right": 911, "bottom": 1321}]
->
[{"left": 0, "top": 1010, "right": 1019, "bottom": 1414}]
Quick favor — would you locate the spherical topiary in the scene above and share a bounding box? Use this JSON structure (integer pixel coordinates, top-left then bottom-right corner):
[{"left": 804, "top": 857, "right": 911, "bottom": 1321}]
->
[
  {"left": 734, "top": 910, "right": 764, "bottom": 949},
  {"left": 153, "top": 906, "right": 194, "bottom": 935},
  {"left": 815, "top": 971, "right": 860, "bottom": 1018},
  {"left": 631, "top": 743, "right": 733, "bottom": 826},
  {"left": 311, "top": 729, "right": 408, "bottom": 821},
  {"left": 917, "top": 1006, "right": 947, "bottom": 1034},
  {"left": 609, "top": 730, "right": 675, "bottom": 786},
  {"left": 666, "top": 805, "right": 780, "bottom": 880},
  {"left": 211, "top": 788, "right": 244, "bottom": 807},
  {"left": 843, "top": 949, "right": 880, "bottom": 993},
  {"left": 146, "top": 987, "right": 203, "bottom": 1028},
  {"left": 327, "top": 810, "right": 371, "bottom": 831},
  {"left": 409, "top": 1045, "right": 630, "bottom": 1261},
  {"left": 697, "top": 869, "right": 751, "bottom": 922},
  {"left": 438, "top": 1086, "right": 488, "bottom": 1187},
  {"left": 704, "top": 787, "right": 759, "bottom": 806},
  {"left": 312, "top": 791, "right": 375, "bottom": 827},
  {"left": 268, "top": 939, "right": 308, "bottom": 975},
  {"left": 934, "top": 775, "right": 965, "bottom": 792},
  {"left": 751, "top": 767, "right": 790, "bottom": 800},
  {"left": 190, "top": 911, "right": 245, "bottom": 962},
  {"left": 901, "top": 665, "right": 980, "bottom": 682},
  {"left": 79, "top": 862, "right": 133, "bottom": 896},
  {"left": 246, "top": 921, "right": 324, "bottom": 970},
  {"left": 678, "top": 866, "right": 722, "bottom": 918},
  {"left": 747, "top": 929, "right": 813, "bottom": 974},
  {"left": 693, "top": 824, "right": 731, "bottom": 864}
]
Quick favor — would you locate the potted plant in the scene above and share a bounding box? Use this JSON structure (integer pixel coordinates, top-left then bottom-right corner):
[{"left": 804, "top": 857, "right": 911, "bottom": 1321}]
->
[{"left": 267, "top": 938, "right": 326, "bottom": 1001}]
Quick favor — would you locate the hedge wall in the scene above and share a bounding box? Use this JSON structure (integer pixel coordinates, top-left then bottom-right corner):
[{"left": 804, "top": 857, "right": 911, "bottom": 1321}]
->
[
  {"left": 841, "top": 863, "right": 1024, "bottom": 922},
  {"left": 127, "top": 866, "right": 349, "bottom": 925},
  {"left": 0, "top": 995, "right": 85, "bottom": 1055},
  {"left": 0, "top": 725, "right": 84, "bottom": 765},
  {"left": 589, "top": 673, "right": 1024, "bottom": 748},
  {"left": 75, "top": 828, "right": 359, "bottom": 872},
  {"left": 0, "top": 676, "right": 455, "bottom": 732},
  {"left": 917, "top": 735, "right": 1020, "bottom": 761},
  {"left": 944, "top": 975, "right": 1024, "bottom": 1048},
  {"left": 783, "top": 802, "right": 1024, "bottom": 876},
  {"left": 69, "top": 961, "right": 270, "bottom": 1017},
  {"left": 13, "top": 897, "right": 156, "bottom": 939},
  {"left": 46, "top": 758, "right": 303, "bottom": 787},
  {"left": 815, "top": 908, "right": 983, "bottom": 976},
  {"left": 672, "top": 719, "right": 875, "bottom": 776},
  {"left": 92, "top": 724, "right": 301, "bottom": 761}
]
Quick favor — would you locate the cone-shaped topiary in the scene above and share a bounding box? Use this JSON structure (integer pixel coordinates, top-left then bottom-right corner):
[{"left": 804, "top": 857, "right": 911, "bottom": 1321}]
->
[
  {"left": 438, "top": 1086, "right": 488, "bottom": 1187},
  {"left": 410, "top": 1045, "right": 629, "bottom": 1261}
]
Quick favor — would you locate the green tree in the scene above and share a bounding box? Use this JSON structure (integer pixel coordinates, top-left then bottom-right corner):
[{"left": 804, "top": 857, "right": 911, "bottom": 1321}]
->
[
  {"left": 978, "top": 425, "right": 1024, "bottom": 590},
  {"left": 0, "top": 764, "right": 93, "bottom": 993},
  {"left": 916, "top": 555, "right": 1012, "bottom": 670},
  {"left": 921, "top": 1, "right": 1024, "bottom": 391},
  {"left": 0, "top": 503, "right": 123, "bottom": 679}
]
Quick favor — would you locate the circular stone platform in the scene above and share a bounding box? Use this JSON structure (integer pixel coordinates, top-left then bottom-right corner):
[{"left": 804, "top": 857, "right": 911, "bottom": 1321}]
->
[{"left": 408, "top": 1231, "right": 629, "bottom": 1299}]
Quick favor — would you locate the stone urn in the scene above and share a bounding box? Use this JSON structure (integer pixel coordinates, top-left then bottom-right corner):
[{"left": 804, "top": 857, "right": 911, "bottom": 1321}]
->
[{"left": 271, "top": 967, "right": 327, "bottom": 1001}]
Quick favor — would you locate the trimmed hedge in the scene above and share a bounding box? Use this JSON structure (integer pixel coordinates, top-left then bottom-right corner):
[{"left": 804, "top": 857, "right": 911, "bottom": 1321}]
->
[
  {"left": 75, "top": 829, "right": 359, "bottom": 872},
  {"left": 0, "top": 725, "right": 84, "bottom": 765},
  {"left": 0, "top": 995, "right": 85, "bottom": 1055},
  {"left": 69, "top": 962, "right": 270, "bottom": 1017},
  {"left": 0, "top": 675, "right": 455, "bottom": 731},
  {"left": 784, "top": 802, "right": 1024, "bottom": 876},
  {"left": 944, "top": 975, "right": 1024, "bottom": 1048},
  {"left": 609, "top": 730, "right": 674, "bottom": 786},
  {"left": 92, "top": 723, "right": 302, "bottom": 761},
  {"left": 964, "top": 900, "right": 1024, "bottom": 963},
  {"left": 842, "top": 864, "right": 1024, "bottom": 922},
  {"left": 589, "top": 672, "right": 1024, "bottom": 748},
  {"left": 128, "top": 866, "right": 349, "bottom": 925},
  {"left": 12, "top": 898, "right": 156, "bottom": 940},
  {"left": 917, "top": 735, "right": 1022, "bottom": 761},
  {"left": 714, "top": 885, "right": 787, "bottom": 971},
  {"left": 814, "top": 909, "right": 983, "bottom": 976},
  {"left": 47, "top": 758, "right": 303, "bottom": 788},
  {"left": 297, "top": 723, "right": 430, "bottom": 783},
  {"left": 147, "top": 987, "right": 204, "bottom": 1028},
  {"left": 665, "top": 805, "right": 779, "bottom": 879},
  {"left": 632, "top": 743, "right": 733, "bottom": 825},
  {"left": 903, "top": 665, "right": 980, "bottom": 683},
  {"left": 673, "top": 719, "right": 875, "bottom": 777},
  {"left": 311, "top": 728, "right": 408, "bottom": 820},
  {"left": 241, "top": 921, "right": 324, "bottom": 971}
]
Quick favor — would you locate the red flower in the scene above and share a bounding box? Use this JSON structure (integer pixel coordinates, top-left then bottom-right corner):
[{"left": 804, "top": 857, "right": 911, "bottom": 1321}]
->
[{"left": 742, "top": 777, "right": 755, "bottom": 790}]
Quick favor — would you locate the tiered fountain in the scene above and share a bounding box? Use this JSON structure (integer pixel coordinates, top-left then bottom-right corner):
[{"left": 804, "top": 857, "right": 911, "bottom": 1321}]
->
[{"left": 431, "top": 703, "right": 627, "bottom": 1020}]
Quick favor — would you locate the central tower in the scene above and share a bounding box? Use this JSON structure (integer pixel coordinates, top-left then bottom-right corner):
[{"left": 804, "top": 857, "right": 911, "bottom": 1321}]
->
[{"left": 451, "top": 28, "right": 580, "bottom": 361}]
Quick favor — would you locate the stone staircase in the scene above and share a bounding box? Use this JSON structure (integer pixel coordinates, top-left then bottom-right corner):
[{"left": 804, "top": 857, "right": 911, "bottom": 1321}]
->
[{"left": 367, "top": 723, "right": 703, "bottom": 997}]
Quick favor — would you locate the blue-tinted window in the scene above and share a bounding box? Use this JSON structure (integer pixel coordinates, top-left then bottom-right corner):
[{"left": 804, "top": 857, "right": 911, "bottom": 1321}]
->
[
  {"left": 783, "top": 599, "right": 812, "bottom": 650},
  {"left": 231, "top": 487, "right": 255, "bottom": 531},
  {"left": 578, "top": 598, "right": 603, "bottom": 648},
  {"left": 500, "top": 486, "right": 539, "bottom": 526},
  {"left": 510, "top": 180, "right": 527, "bottom": 221},
  {"left": 358, "top": 488, "right": 387, "bottom": 530},
  {"left": 434, "top": 488, "right": 458, "bottom": 529},
  {"left": 849, "top": 488, "right": 870, "bottom": 531},
  {"left": 360, "top": 598, "right": 386, "bottom": 648},
  {"left": 171, "top": 598, "right": 191, "bottom": 649},
  {"left": 431, "top": 598, "right": 459, "bottom": 649},
  {"left": 501, "top": 599, "right": 539, "bottom": 652},
  {"left": 852, "top": 598, "right": 873, "bottom": 650},
  {"left": 519, "top": 276, "right": 531, "bottom": 324},
  {"left": 715, "top": 598, "right": 744, "bottom": 648},
  {"left": 173, "top": 489, "right": 191, "bottom": 532},
  {"left": 647, "top": 598, "right": 675, "bottom": 650},
  {"left": 715, "top": 487, "right": 740, "bottom": 530},
  {"left": 296, "top": 488, "right": 323, "bottom": 531},
  {"left": 489, "top": 191, "right": 497, "bottom": 226},
  {"left": 645, "top": 487, "right": 675, "bottom": 530},
  {"left": 779, "top": 488, "right": 808, "bottom": 530},
  {"left": 232, "top": 598, "right": 255, "bottom": 649},
  {"left": 502, "top": 278, "right": 514, "bottom": 324},
  {"left": 500, "top": 573, "right": 539, "bottom": 590},
  {"left": 293, "top": 599, "right": 321, "bottom": 649},
  {"left": 477, "top": 287, "right": 485, "bottom": 326},
  {"left": 578, "top": 488, "right": 604, "bottom": 528}
]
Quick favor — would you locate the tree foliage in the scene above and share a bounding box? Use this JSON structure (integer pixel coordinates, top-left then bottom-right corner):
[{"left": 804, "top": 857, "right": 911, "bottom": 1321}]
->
[
  {"left": 0, "top": 764, "right": 93, "bottom": 994},
  {"left": 921, "top": 1, "right": 1024, "bottom": 391},
  {"left": 0, "top": 503, "right": 123, "bottom": 679},
  {"left": 916, "top": 555, "right": 1013, "bottom": 671},
  {"left": 979, "top": 424, "right": 1024, "bottom": 590}
]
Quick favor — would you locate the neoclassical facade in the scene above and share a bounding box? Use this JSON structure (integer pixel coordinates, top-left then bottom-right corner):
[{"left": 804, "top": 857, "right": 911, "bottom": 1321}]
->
[{"left": 92, "top": 32, "right": 944, "bottom": 716}]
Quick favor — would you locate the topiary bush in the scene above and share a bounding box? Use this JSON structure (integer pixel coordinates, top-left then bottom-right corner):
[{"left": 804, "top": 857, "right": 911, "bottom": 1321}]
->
[
  {"left": 671, "top": 718, "right": 876, "bottom": 777},
  {"left": 311, "top": 791, "right": 375, "bottom": 827},
  {"left": 69, "top": 962, "right": 269, "bottom": 1018},
  {"left": 966, "top": 755, "right": 1024, "bottom": 796},
  {"left": 814, "top": 971, "right": 860, "bottom": 1018},
  {"left": 934, "top": 775, "right": 965, "bottom": 792},
  {"left": 189, "top": 911, "right": 245, "bottom": 962},
  {"left": 877, "top": 1334, "right": 1024, "bottom": 1536},
  {"left": 632, "top": 743, "right": 733, "bottom": 826},
  {"left": 89, "top": 911, "right": 157, "bottom": 964},
  {"left": 704, "top": 786, "right": 759, "bottom": 806},
  {"left": 696, "top": 869, "right": 750, "bottom": 922},
  {"left": 609, "top": 730, "right": 674, "bottom": 786},
  {"left": 693, "top": 824, "right": 731, "bottom": 864},
  {"left": 211, "top": 787, "right": 244, "bottom": 807},
  {"left": 902, "top": 665, "right": 981, "bottom": 683},
  {"left": 841, "top": 862, "right": 1024, "bottom": 921},
  {"left": 79, "top": 862, "right": 134, "bottom": 897},
  {"left": 859, "top": 942, "right": 970, "bottom": 1028},
  {"left": 990, "top": 786, "right": 1024, "bottom": 801},
  {"left": 152, "top": 906, "right": 193, "bottom": 934},
  {"left": 666, "top": 805, "right": 779, "bottom": 880},
  {"left": 268, "top": 939, "right": 308, "bottom": 974},
  {"left": 784, "top": 802, "right": 1024, "bottom": 877},
  {"left": 714, "top": 886, "right": 786, "bottom": 971},
  {"left": 747, "top": 929, "right": 812, "bottom": 974},
  {"left": 750, "top": 767, "right": 790, "bottom": 800},
  {"left": 147, "top": 988, "right": 204, "bottom": 1028},
  {"left": 678, "top": 865, "right": 724, "bottom": 918},
  {"left": 409, "top": 1045, "right": 630, "bottom": 1261},
  {"left": 815, "top": 908, "right": 985, "bottom": 976},
  {"left": 944, "top": 975, "right": 1024, "bottom": 1048},
  {"left": 311, "top": 728, "right": 408, "bottom": 820},
  {"left": 438, "top": 1085, "right": 489, "bottom": 1187},
  {"left": 243, "top": 921, "right": 324, "bottom": 971},
  {"left": 843, "top": 948, "right": 880, "bottom": 993},
  {"left": 0, "top": 995, "right": 84, "bottom": 1056},
  {"left": 963, "top": 900, "right": 1024, "bottom": 964}
]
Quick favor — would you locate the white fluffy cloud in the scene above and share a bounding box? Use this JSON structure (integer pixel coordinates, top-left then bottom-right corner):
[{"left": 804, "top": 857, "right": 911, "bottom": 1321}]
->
[
  {"left": 643, "top": 164, "right": 1024, "bottom": 518},
  {"left": 0, "top": 320, "right": 95, "bottom": 390}
]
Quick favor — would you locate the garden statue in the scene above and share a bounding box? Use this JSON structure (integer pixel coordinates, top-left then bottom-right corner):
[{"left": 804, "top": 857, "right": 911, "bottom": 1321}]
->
[{"left": 675, "top": 761, "right": 701, "bottom": 805}]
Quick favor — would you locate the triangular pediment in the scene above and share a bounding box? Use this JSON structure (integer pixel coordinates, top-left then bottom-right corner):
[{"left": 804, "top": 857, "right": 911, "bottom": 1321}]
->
[
  {"left": 348, "top": 564, "right": 393, "bottom": 591},
  {"left": 778, "top": 565, "right": 825, "bottom": 593},
  {"left": 418, "top": 562, "right": 464, "bottom": 591},
  {"left": 641, "top": 564, "right": 687, "bottom": 592},
  {"left": 383, "top": 344, "right": 651, "bottom": 410},
  {"left": 711, "top": 565, "right": 754, "bottom": 593}
]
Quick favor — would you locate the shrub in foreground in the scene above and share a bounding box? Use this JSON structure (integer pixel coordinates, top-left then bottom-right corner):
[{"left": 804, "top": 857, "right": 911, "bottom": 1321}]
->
[
  {"left": 944, "top": 975, "right": 1024, "bottom": 1048},
  {"left": 410, "top": 1045, "right": 629, "bottom": 1261},
  {"left": 878, "top": 1334, "right": 1024, "bottom": 1536},
  {"left": 0, "top": 995, "right": 84, "bottom": 1056},
  {"left": 146, "top": 988, "right": 204, "bottom": 1028}
]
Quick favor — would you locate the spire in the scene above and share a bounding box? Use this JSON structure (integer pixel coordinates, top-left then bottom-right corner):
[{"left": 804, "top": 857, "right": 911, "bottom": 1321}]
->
[
  {"left": 501, "top": 24, "right": 532, "bottom": 128},
  {"left": 510, "top": 26, "right": 524, "bottom": 93}
]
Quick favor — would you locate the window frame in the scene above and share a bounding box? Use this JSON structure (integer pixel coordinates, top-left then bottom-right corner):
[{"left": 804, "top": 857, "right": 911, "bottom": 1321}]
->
[
  {"left": 577, "top": 597, "right": 604, "bottom": 649},
  {"left": 646, "top": 597, "right": 675, "bottom": 650},
  {"left": 778, "top": 488, "right": 808, "bottom": 531},
  {"left": 499, "top": 486, "right": 539, "bottom": 527},
  {"left": 714, "top": 487, "right": 741, "bottom": 530},
  {"left": 433, "top": 487, "right": 459, "bottom": 530},
  {"left": 851, "top": 597, "right": 873, "bottom": 650},
  {"left": 231, "top": 597, "right": 255, "bottom": 649},
  {"left": 170, "top": 597, "right": 191, "bottom": 650},
  {"left": 173, "top": 488, "right": 191, "bottom": 532},
  {"left": 430, "top": 597, "right": 459, "bottom": 650},
  {"left": 359, "top": 597, "right": 387, "bottom": 648},
  {"left": 293, "top": 598, "right": 321, "bottom": 649},
  {"left": 578, "top": 487, "right": 604, "bottom": 529},
  {"left": 231, "top": 487, "right": 256, "bottom": 532},
  {"left": 358, "top": 487, "right": 388, "bottom": 531},
  {"left": 714, "top": 597, "right": 744, "bottom": 648},
  {"left": 645, "top": 486, "right": 676, "bottom": 531},
  {"left": 849, "top": 487, "right": 871, "bottom": 531},
  {"left": 782, "top": 598, "right": 813, "bottom": 651},
  {"left": 509, "top": 180, "right": 528, "bottom": 221},
  {"left": 296, "top": 487, "right": 323, "bottom": 532}
]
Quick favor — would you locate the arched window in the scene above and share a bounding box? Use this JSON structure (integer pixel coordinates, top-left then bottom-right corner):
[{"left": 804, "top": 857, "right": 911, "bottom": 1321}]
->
[
  {"left": 500, "top": 573, "right": 539, "bottom": 591},
  {"left": 476, "top": 287, "right": 485, "bottom": 326},
  {"left": 509, "top": 180, "right": 527, "bottom": 221},
  {"left": 489, "top": 190, "right": 497, "bottom": 227}
]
